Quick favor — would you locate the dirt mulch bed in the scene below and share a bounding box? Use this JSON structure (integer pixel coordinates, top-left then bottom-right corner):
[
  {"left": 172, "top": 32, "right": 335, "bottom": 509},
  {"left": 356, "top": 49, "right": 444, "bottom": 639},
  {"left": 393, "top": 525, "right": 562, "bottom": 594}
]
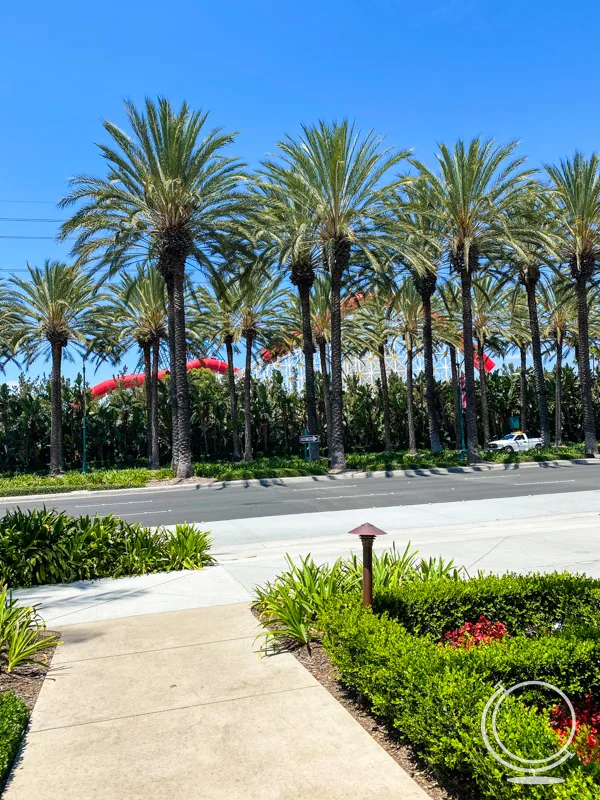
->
[
  {"left": 0, "top": 636, "right": 59, "bottom": 711},
  {"left": 294, "top": 642, "right": 474, "bottom": 800}
]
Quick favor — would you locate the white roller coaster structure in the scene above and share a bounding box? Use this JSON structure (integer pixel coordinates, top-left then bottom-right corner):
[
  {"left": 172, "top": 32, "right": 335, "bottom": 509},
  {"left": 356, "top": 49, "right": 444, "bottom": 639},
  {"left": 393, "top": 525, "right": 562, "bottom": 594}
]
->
[{"left": 253, "top": 343, "right": 452, "bottom": 392}]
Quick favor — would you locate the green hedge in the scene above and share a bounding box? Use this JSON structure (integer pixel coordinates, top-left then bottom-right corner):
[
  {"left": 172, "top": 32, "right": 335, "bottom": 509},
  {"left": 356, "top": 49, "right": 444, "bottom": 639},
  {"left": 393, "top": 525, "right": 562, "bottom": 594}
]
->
[
  {"left": 0, "top": 509, "right": 213, "bottom": 588},
  {"left": 322, "top": 601, "right": 600, "bottom": 799},
  {"left": 0, "top": 692, "right": 29, "bottom": 786},
  {"left": 0, "top": 467, "right": 174, "bottom": 497},
  {"left": 194, "top": 455, "right": 328, "bottom": 480},
  {"left": 374, "top": 572, "right": 600, "bottom": 638}
]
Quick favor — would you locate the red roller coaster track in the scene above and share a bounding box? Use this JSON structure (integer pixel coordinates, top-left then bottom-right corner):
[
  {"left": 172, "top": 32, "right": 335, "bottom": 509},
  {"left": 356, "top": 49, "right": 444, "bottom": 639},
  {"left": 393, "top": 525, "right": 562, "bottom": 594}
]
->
[{"left": 90, "top": 358, "right": 235, "bottom": 399}]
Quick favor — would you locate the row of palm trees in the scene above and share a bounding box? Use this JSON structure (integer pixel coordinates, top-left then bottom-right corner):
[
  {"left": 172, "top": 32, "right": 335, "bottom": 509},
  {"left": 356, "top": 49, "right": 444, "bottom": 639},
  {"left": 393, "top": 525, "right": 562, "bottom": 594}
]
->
[{"left": 3, "top": 98, "right": 600, "bottom": 474}]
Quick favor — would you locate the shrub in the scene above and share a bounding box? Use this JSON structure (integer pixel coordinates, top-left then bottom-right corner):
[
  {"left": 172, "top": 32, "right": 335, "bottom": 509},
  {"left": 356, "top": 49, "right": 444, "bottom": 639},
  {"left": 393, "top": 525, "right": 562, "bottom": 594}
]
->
[
  {"left": 321, "top": 601, "right": 600, "bottom": 798},
  {"left": 0, "top": 692, "right": 29, "bottom": 786},
  {"left": 374, "top": 572, "right": 600, "bottom": 638},
  {"left": 0, "top": 468, "right": 174, "bottom": 497},
  {"left": 0, "top": 508, "right": 213, "bottom": 588},
  {"left": 0, "top": 587, "right": 60, "bottom": 672},
  {"left": 194, "top": 455, "right": 328, "bottom": 480}
]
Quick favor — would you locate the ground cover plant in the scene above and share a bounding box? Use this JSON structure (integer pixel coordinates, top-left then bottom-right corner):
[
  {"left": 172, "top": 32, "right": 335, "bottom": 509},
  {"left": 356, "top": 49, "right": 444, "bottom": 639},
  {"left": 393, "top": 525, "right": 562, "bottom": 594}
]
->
[
  {"left": 0, "top": 588, "right": 61, "bottom": 786},
  {"left": 0, "top": 509, "right": 214, "bottom": 588},
  {"left": 254, "top": 556, "right": 600, "bottom": 798},
  {"left": 0, "top": 467, "right": 174, "bottom": 497}
]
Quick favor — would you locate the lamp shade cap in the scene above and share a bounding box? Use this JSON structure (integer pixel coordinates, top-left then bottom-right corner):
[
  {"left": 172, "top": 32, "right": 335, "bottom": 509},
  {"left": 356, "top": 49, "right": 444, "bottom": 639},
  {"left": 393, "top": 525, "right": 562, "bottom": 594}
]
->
[{"left": 348, "top": 522, "right": 388, "bottom": 537}]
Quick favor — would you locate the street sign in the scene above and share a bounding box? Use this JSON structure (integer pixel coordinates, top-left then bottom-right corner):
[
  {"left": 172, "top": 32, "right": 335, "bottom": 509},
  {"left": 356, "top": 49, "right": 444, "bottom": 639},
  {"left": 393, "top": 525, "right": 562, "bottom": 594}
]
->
[{"left": 299, "top": 434, "right": 320, "bottom": 443}]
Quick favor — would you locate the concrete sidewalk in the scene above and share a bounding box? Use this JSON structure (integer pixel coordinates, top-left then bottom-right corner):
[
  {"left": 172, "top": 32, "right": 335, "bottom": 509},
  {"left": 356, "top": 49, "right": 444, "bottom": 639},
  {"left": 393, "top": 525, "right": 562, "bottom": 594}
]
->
[{"left": 5, "top": 604, "right": 428, "bottom": 800}]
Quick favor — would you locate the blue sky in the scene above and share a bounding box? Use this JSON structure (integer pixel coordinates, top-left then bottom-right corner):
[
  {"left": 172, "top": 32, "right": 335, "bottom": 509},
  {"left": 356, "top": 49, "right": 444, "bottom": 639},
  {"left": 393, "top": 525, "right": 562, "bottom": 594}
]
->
[{"left": 1, "top": 0, "right": 598, "bottom": 384}]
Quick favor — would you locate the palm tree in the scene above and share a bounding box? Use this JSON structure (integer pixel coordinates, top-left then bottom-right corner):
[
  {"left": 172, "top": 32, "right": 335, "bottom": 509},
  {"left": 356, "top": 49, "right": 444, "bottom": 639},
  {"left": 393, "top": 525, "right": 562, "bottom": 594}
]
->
[
  {"left": 413, "top": 138, "right": 533, "bottom": 463},
  {"left": 237, "top": 267, "right": 288, "bottom": 461},
  {"left": 255, "top": 170, "right": 321, "bottom": 460},
  {"left": 540, "top": 278, "right": 576, "bottom": 446},
  {"left": 60, "top": 98, "right": 246, "bottom": 478},
  {"left": 352, "top": 287, "right": 399, "bottom": 451},
  {"left": 189, "top": 271, "right": 243, "bottom": 461},
  {"left": 438, "top": 280, "right": 464, "bottom": 450},
  {"left": 392, "top": 280, "right": 422, "bottom": 455},
  {"left": 503, "top": 288, "right": 532, "bottom": 433},
  {"left": 101, "top": 266, "right": 167, "bottom": 469},
  {"left": 9, "top": 261, "right": 100, "bottom": 475},
  {"left": 502, "top": 199, "right": 555, "bottom": 445},
  {"left": 545, "top": 153, "right": 600, "bottom": 457},
  {"left": 271, "top": 121, "right": 408, "bottom": 471},
  {"left": 471, "top": 276, "right": 508, "bottom": 446}
]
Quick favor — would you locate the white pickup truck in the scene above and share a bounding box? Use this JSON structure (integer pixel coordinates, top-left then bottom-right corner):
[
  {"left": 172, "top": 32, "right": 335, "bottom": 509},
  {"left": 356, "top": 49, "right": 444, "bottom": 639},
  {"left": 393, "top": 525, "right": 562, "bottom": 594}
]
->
[{"left": 487, "top": 433, "right": 543, "bottom": 453}]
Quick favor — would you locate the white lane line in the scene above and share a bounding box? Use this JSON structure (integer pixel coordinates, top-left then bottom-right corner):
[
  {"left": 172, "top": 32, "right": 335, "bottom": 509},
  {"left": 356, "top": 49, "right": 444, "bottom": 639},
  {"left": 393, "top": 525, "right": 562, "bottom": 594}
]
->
[
  {"left": 294, "top": 484, "right": 357, "bottom": 492},
  {"left": 517, "top": 480, "right": 576, "bottom": 486},
  {"left": 118, "top": 510, "right": 172, "bottom": 516},
  {"left": 74, "top": 500, "right": 154, "bottom": 508},
  {"left": 317, "top": 492, "right": 398, "bottom": 500}
]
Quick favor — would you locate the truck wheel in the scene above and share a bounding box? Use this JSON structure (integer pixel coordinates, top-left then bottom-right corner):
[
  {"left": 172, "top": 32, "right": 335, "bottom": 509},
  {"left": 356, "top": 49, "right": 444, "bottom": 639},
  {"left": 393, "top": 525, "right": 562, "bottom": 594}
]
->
[
  {"left": 535, "top": 443, "right": 543, "bottom": 449},
  {"left": 504, "top": 446, "right": 514, "bottom": 453}
]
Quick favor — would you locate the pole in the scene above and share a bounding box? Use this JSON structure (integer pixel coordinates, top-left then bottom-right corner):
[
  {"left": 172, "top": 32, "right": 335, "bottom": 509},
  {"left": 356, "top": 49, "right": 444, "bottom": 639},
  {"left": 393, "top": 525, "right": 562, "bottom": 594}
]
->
[
  {"left": 360, "top": 535, "right": 375, "bottom": 606},
  {"left": 82, "top": 354, "right": 88, "bottom": 475}
]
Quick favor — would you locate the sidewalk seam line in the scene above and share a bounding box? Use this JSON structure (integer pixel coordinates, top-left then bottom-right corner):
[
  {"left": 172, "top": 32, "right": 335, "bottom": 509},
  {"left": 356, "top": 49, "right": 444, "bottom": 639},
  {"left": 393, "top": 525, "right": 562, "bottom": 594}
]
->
[{"left": 29, "top": 684, "right": 319, "bottom": 734}]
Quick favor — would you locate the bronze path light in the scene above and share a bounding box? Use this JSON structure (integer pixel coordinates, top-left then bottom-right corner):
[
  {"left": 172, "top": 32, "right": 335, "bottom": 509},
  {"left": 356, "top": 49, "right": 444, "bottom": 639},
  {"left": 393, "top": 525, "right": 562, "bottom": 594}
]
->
[{"left": 348, "top": 522, "right": 388, "bottom": 606}]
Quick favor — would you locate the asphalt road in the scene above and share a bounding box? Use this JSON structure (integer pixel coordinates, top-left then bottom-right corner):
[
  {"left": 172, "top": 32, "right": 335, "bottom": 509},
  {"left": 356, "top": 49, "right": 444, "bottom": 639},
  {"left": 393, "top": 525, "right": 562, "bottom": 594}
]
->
[{"left": 1, "top": 461, "right": 599, "bottom": 526}]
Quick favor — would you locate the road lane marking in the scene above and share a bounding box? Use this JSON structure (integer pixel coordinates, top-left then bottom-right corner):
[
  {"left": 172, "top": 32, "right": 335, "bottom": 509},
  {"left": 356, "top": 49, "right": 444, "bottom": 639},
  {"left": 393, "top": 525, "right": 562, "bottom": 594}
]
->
[
  {"left": 118, "top": 510, "right": 172, "bottom": 516},
  {"left": 293, "top": 485, "right": 357, "bottom": 491},
  {"left": 74, "top": 500, "right": 154, "bottom": 508},
  {"left": 317, "top": 492, "right": 398, "bottom": 500},
  {"left": 517, "top": 480, "right": 576, "bottom": 486}
]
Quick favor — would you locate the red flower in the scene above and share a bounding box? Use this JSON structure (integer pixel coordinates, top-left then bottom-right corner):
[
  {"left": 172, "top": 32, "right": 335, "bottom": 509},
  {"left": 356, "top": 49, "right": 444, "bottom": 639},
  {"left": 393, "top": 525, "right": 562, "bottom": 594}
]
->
[{"left": 444, "top": 615, "right": 508, "bottom": 650}]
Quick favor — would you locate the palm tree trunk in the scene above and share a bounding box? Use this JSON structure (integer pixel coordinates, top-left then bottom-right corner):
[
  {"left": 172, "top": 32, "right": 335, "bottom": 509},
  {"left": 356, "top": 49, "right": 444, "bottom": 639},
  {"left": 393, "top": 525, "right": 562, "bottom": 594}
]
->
[
  {"left": 477, "top": 339, "right": 490, "bottom": 447},
  {"left": 318, "top": 338, "right": 332, "bottom": 454},
  {"left": 555, "top": 338, "right": 563, "bottom": 446},
  {"left": 449, "top": 345, "right": 462, "bottom": 450},
  {"left": 143, "top": 344, "right": 153, "bottom": 468},
  {"left": 575, "top": 277, "right": 598, "bottom": 456},
  {"left": 172, "top": 267, "right": 193, "bottom": 477},
  {"left": 166, "top": 276, "right": 179, "bottom": 472},
  {"left": 150, "top": 340, "right": 160, "bottom": 469},
  {"left": 406, "top": 341, "right": 417, "bottom": 456},
  {"left": 328, "top": 240, "right": 349, "bottom": 471},
  {"left": 50, "top": 340, "right": 64, "bottom": 476},
  {"left": 421, "top": 292, "right": 441, "bottom": 452},
  {"left": 298, "top": 281, "right": 319, "bottom": 461},
  {"left": 243, "top": 331, "right": 253, "bottom": 462},
  {"left": 378, "top": 344, "right": 392, "bottom": 452},
  {"left": 460, "top": 268, "right": 480, "bottom": 463},
  {"left": 225, "top": 337, "right": 241, "bottom": 461},
  {"left": 525, "top": 279, "right": 551, "bottom": 446},
  {"left": 519, "top": 346, "right": 527, "bottom": 433}
]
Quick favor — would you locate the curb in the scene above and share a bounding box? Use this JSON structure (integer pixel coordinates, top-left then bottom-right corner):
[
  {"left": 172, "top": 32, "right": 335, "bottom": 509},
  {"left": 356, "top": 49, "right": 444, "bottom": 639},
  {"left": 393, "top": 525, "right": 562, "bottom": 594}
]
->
[{"left": 0, "top": 458, "right": 598, "bottom": 504}]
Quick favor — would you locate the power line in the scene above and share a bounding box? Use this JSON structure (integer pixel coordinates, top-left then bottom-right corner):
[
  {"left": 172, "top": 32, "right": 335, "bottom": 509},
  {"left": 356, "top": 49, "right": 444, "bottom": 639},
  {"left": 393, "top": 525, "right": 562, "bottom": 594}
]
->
[{"left": 0, "top": 217, "right": 64, "bottom": 222}]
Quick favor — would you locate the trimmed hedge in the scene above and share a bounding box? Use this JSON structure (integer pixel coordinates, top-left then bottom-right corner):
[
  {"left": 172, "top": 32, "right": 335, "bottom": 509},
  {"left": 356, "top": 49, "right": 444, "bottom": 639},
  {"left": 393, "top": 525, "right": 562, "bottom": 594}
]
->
[
  {"left": 322, "top": 601, "right": 600, "bottom": 798},
  {"left": 0, "top": 692, "right": 29, "bottom": 785},
  {"left": 0, "top": 509, "right": 213, "bottom": 588},
  {"left": 194, "top": 456, "right": 328, "bottom": 480},
  {"left": 374, "top": 572, "right": 600, "bottom": 638}
]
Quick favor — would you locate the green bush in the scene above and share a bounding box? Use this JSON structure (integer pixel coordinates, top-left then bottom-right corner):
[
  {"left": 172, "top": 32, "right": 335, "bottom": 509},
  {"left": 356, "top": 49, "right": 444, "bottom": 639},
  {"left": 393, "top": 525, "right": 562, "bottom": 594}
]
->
[
  {"left": 194, "top": 455, "right": 328, "bottom": 480},
  {"left": 0, "top": 692, "right": 29, "bottom": 786},
  {"left": 322, "top": 601, "right": 600, "bottom": 798},
  {"left": 0, "top": 467, "right": 174, "bottom": 497},
  {"left": 374, "top": 572, "right": 600, "bottom": 638},
  {"left": 0, "top": 509, "right": 214, "bottom": 588}
]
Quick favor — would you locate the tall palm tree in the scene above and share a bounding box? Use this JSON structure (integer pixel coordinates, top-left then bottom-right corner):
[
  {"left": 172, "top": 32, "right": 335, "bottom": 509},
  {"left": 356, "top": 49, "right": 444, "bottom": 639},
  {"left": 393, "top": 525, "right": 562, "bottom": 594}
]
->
[
  {"left": 237, "top": 267, "right": 288, "bottom": 461},
  {"left": 101, "top": 266, "right": 167, "bottom": 469},
  {"left": 502, "top": 199, "right": 555, "bottom": 445},
  {"left": 189, "top": 271, "right": 243, "bottom": 461},
  {"left": 503, "top": 288, "right": 532, "bottom": 433},
  {"left": 271, "top": 121, "right": 408, "bottom": 471},
  {"left": 413, "top": 138, "right": 533, "bottom": 463},
  {"left": 352, "top": 287, "right": 399, "bottom": 451},
  {"left": 471, "top": 276, "right": 508, "bottom": 446},
  {"left": 255, "top": 170, "right": 321, "bottom": 459},
  {"left": 60, "top": 97, "right": 246, "bottom": 478},
  {"left": 9, "top": 261, "right": 100, "bottom": 475},
  {"left": 392, "top": 280, "right": 422, "bottom": 456},
  {"left": 438, "top": 279, "right": 464, "bottom": 450},
  {"left": 545, "top": 153, "right": 600, "bottom": 457},
  {"left": 540, "top": 278, "right": 576, "bottom": 446}
]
